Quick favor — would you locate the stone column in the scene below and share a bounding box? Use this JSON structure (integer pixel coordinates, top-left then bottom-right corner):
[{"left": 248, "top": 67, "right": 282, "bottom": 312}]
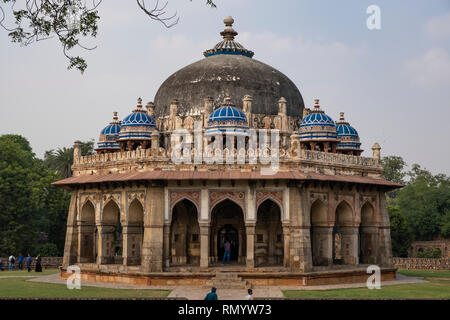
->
[
  {"left": 141, "top": 186, "right": 165, "bottom": 272},
  {"left": 311, "top": 227, "right": 333, "bottom": 266},
  {"left": 163, "top": 223, "right": 171, "bottom": 269},
  {"left": 282, "top": 225, "right": 290, "bottom": 267},
  {"left": 377, "top": 193, "right": 393, "bottom": 267},
  {"left": 340, "top": 227, "right": 359, "bottom": 265},
  {"left": 63, "top": 193, "right": 79, "bottom": 266},
  {"left": 199, "top": 222, "right": 210, "bottom": 268},
  {"left": 245, "top": 223, "right": 256, "bottom": 268}
]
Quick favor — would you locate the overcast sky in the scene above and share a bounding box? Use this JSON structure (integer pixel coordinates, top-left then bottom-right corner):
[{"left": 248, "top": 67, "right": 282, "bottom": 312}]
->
[{"left": 1, "top": 0, "right": 449, "bottom": 174}]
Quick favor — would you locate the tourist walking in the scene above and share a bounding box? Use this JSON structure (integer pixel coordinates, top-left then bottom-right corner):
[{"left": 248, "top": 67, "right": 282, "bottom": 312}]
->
[
  {"left": 35, "top": 254, "right": 42, "bottom": 272},
  {"left": 8, "top": 254, "right": 15, "bottom": 271},
  {"left": 222, "top": 240, "right": 231, "bottom": 265},
  {"left": 245, "top": 289, "right": 254, "bottom": 300},
  {"left": 204, "top": 287, "right": 218, "bottom": 300},
  {"left": 0, "top": 257, "right": 3, "bottom": 271},
  {"left": 26, "top": 254, "right": 33, "bottom": 272},
  {"left": 18, "top": 253, "right": 24, "bottom": 270}
]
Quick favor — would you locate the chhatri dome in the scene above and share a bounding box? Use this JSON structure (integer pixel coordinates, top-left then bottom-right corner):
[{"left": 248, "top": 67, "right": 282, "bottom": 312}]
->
[
  {"left": 117, "top": 98, "right": 157, "bottom": 150},
  {"left": 299, "top": 99, "right": 338, "bottom": 145},
  {"left": 206, "top": 94, "right": 249, "bottom": 135},
  {"left": 96, "top": 111, "right": 121, "bottom": 153},
  {"left": 154, "top": 16, "right": 304, "bottom": 117},
  {"left": 335, "top": 112, "right": 362, "bottom": 156}
]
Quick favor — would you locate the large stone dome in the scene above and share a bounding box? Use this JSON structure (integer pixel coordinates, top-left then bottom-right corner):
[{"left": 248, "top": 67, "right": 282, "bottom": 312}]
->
[{"left": 154, "top": 17, "right": 304, "bottom": 118}]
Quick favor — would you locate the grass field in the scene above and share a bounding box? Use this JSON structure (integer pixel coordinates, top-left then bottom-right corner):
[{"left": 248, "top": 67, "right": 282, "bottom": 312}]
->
[
  {"left": 283, "top": 269, "right": 450, "bottom": 299},
  {"left": 0, "top": 269, "right": 170, "bottom": 298}
]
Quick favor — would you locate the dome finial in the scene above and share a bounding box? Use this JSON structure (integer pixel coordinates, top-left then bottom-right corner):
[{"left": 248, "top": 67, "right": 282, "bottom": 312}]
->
[
  {"left": 113, "top": 111, "right": 118, "bottom": 121},
  {"left": 339, "top": 112, "right": 345, "bottom": 121},
  {"left": 220, "top": 16, "right": 238, "bottom": 40},
  {"left": 224, "top": 93, "right": 231, "bottom": 102},
  {"left": 314, "top": 99, "right": 320, "bottom": 109}
]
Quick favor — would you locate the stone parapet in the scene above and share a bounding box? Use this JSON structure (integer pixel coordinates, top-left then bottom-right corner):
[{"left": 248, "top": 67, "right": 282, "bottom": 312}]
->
[{"left": 393, "top": 257, "right": 450, "bottom": 270}]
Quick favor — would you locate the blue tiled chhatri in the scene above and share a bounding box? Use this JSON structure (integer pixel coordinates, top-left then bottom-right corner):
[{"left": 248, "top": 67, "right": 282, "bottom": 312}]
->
[
  {"left": 335, "top": 112, "right": 361, "bottom": 150},
  {"left": 118, "top": 98, "right": 157, "bottom": 142},
  {"left": 299, "top": 99, "right": 337, "bottom": 141},
  {"left": 97, "top": 112, "right": 121, "bottom": 150},
  {"left": 206, "top": 96, "right": 248, "bottom": 135}
]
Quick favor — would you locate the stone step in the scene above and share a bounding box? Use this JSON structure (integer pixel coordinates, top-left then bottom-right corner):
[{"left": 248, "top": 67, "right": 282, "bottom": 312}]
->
[{"left": 204, "top": 279, "right": 250, "bottom": 289}]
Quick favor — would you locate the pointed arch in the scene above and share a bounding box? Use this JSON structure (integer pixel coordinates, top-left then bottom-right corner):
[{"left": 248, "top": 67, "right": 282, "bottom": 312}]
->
[
  {"left": 210, "top": 198, "right": 245, "bottom": 216},
  {"left": 128, "top": 198, "right": 144, "bottom": 224},
  {"left": 80, "top": 199, "right": 95, "bottom": 223},
  {"left": 335, "top": 200, "right": 354, "bottom": 226},
  {"left": 102, "top": 199, "right": 121, "bottom": 225},
  {"left": 360, "top": 201, "right": 375, "bottom": 226},
  {"left": 255, "top": 199, "right": 283, "bottom": 266},
  {"left": 170, "top": 198, "right": 200, "bottom": 265},
  {"left": 310, "top": 198, "right": 331, "bottom": 266}
]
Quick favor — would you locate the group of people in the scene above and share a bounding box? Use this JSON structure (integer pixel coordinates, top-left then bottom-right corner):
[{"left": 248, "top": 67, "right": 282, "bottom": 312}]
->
[
  {"left": 204, "top": 287, "right": 254, "bottom": 300},
  {"left": 0, "top": 253, "right": 42, "bottom": 272}
]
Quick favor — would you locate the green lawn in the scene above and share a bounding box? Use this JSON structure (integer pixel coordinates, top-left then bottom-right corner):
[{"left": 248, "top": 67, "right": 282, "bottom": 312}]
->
[
  {"left": 0, "top": 269, "right": 59, "bottom": 277},
  {"left": 0, "top": 270, "right": 170, "bottom": 298},
  {"left": 283, "top": 269, "right": 450, "bottom": 299}
]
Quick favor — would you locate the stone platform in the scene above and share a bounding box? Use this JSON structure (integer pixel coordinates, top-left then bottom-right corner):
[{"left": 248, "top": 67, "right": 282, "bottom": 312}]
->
[{"left": 60, "top": 264, "right": 397, "bottom": 287}]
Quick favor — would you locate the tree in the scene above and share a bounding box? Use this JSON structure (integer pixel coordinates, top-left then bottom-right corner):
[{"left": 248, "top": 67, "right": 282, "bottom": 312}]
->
[
  {"left": 388, "top": 206, "right": 413, "bottom": 257},
  {"left": 44, "top": 140, "right": 94, "bottom": 178},
  {"left": 0, "top": 134, "right": 74, "bottom": 256},
  {"left": 382, "top": 155, "right": 407, "bottom": 202},
  {"left": 397, "top": 165, "right": 450, "bottom": 241},
  {"left": 0, "top": 0, "right": 216, "bottom": 72}
]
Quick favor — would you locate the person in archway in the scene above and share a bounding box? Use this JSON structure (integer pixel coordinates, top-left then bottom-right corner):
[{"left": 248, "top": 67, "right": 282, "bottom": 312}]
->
[
  {"left": 204, "top": 287, "right": 218, "bottom": 300},
  {"left": 222, "top": 239, "right": 231, "bottom": 265}
]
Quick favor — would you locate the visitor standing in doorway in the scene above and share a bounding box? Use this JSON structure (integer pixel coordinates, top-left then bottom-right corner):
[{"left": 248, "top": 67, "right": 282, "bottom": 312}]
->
[
  {"left": 18, "top": 253, "right": 24, "bottom": 270},
  {"left": 26, "top": 254, "right": 32, "bottom": 272},
  {"left": 8, "top": 254, "right": 15, "bottom": 271},
  {"left": 222, "top": 239, "right": 231, "bottom": 264},
  {"left": 204, "top": 287, "right": 218, "bottom": 300},
  {"left": 35, "top": 254, "right": 42, "bottom": 272},
  {"left": 245, "top": 289, "right": 254, "bottom": 300},
  {"left": 0, "top": 257, "right": 3, "bottom": 271}
]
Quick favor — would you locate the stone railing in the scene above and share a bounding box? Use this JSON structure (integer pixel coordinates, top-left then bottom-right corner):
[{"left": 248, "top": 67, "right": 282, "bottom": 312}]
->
[
  {"left": 0, "top": 257, "right": 62, "bottom": 270},
  {"left": 75, "top": 147, "right": 381, "bottom": 170},
  {"left": 299, "top": 150, "right": 380, "bottom": 168},
  {"left": 393, "top": 257, "right": 450, "bottom": 270}
]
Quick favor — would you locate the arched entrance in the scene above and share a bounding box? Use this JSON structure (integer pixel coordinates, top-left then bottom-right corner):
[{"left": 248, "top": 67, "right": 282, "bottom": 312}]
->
[
  {"left": 101, "top": 200, "right": 123, "bottom": 264},
  {"left": 255, "top": 199, "right": 283, "bottom": 266},
  {"left": 211, "top": 199, "right": 246, "bottom": 265},
  {"left": 78, "top": 200, "right": 96, "bottom": 263},
  {"left": 125, "top": 199, "right": 144, "bottom": 265},
  {"left": 310, "top": 199, "right": 331, "bottom": 266},
  {"left": 334, "top": 201, "right": 357, "bottom": 265},
  {"left": 170, "top": 199, "right": 200, "bottom": 265},
  {"left": 359, "top": 202, "right": 377, "bottom": 264}
]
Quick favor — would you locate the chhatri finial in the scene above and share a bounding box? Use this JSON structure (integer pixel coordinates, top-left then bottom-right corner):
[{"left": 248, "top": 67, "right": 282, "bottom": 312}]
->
[
  {"left": 220, "top": 16, "right": 238, "bottom": 40},
  {"left": 339, "top": 112, "right": 345, "bottom": 121},
  {"left": 314, "top": 99, "right": 320, "bottom": 109},
  {"left": 113, "top": 111, "right": 118, "bottom": 121},
  {"left": 224, "top": 93, "right": 231, "bottom": 102}
]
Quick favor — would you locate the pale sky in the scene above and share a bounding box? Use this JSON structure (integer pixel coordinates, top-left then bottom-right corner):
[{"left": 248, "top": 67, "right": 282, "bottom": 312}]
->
[{"left": 0, "top": 0, "right": 449, "bottom": 174}]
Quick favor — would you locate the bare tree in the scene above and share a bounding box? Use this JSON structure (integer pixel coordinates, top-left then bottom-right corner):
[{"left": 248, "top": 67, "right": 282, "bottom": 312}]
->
[{"left": 0, "top": 0, "right": 216, "bottom": 73}]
